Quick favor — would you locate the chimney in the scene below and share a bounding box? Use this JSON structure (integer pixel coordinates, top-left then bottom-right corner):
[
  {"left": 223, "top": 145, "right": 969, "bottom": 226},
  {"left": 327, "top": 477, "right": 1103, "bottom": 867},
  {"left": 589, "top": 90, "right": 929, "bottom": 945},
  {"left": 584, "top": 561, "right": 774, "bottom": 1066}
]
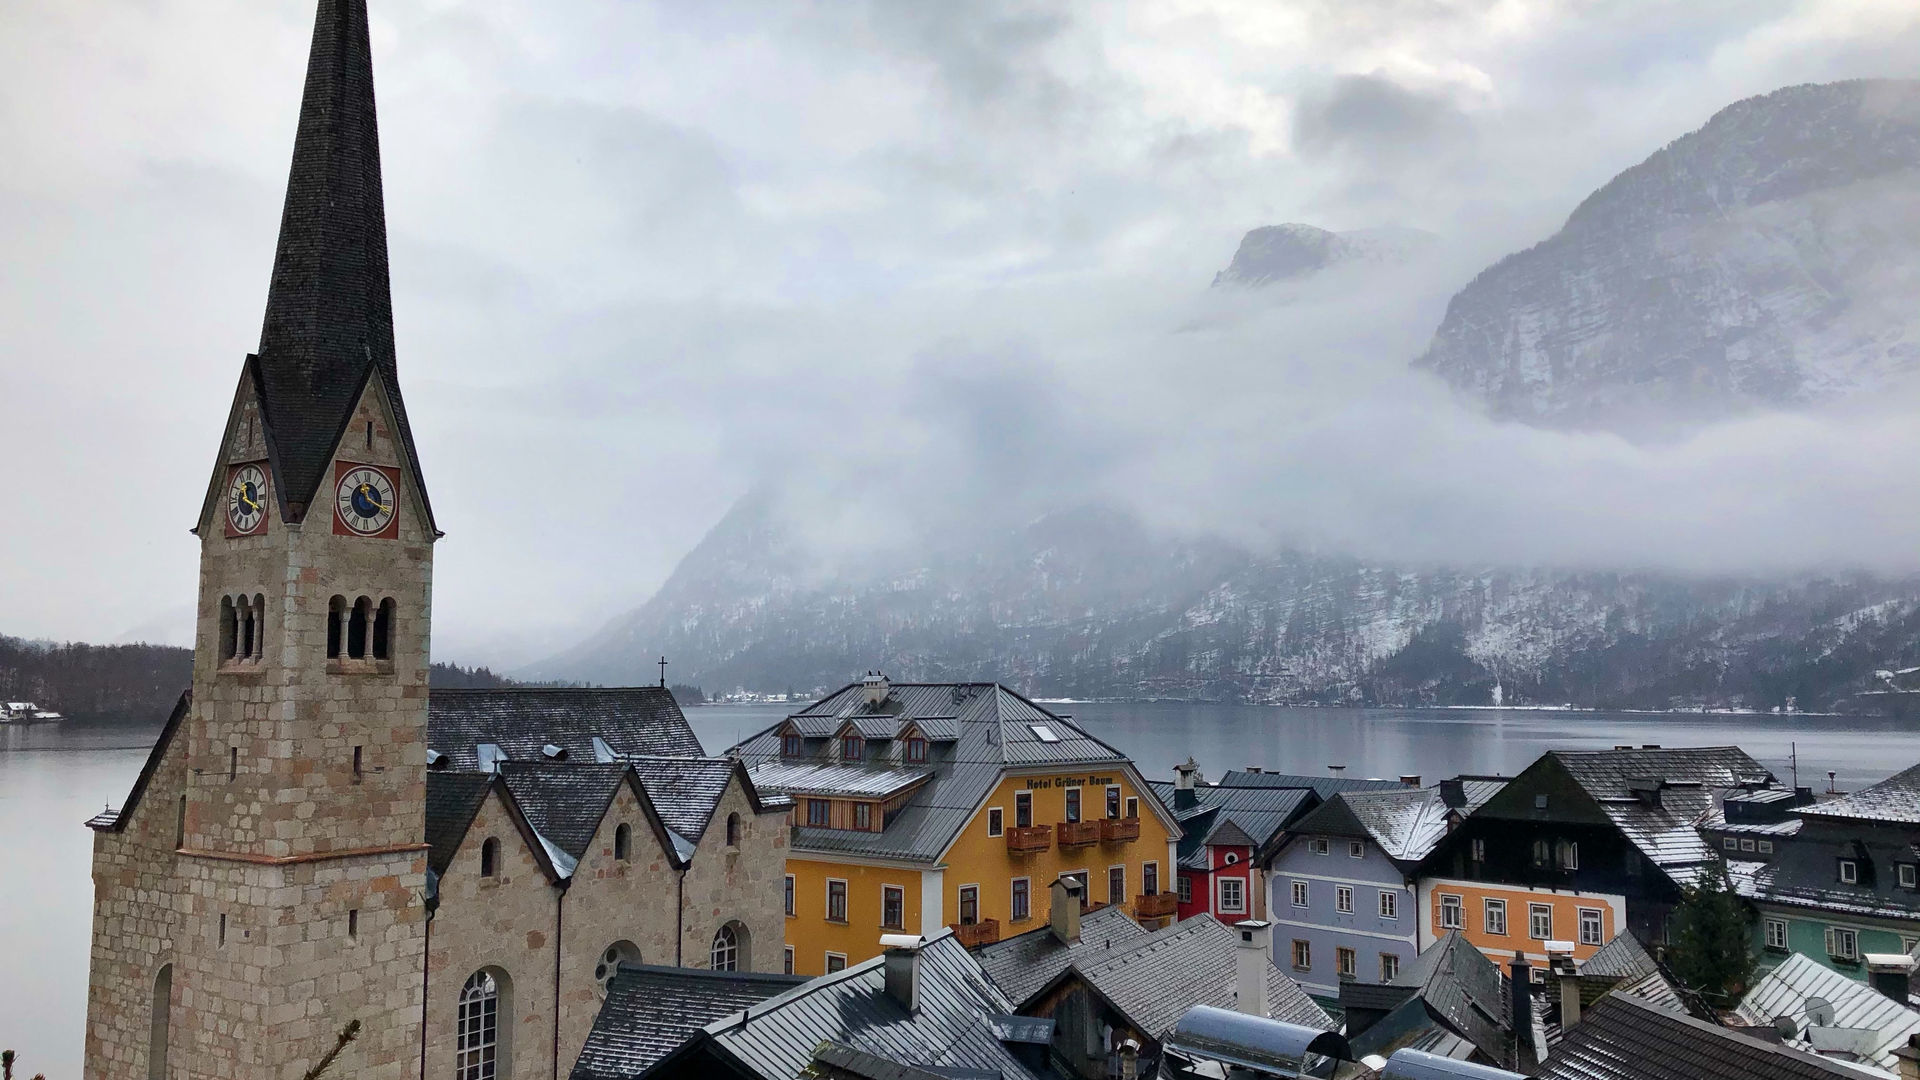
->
[
  {"left": 1174, "top": 759, "right": 1201, "bottom": 811},
  {"left": 880, "top": 933, "right": 923, "bottom": 1011},
  {"left": 1050, "top": 876, "right": 1083, "bottom": 944},
  {"left": 1547, "top": 942, "right": 1580, "bottom": 1029},
  {"left": 1509, "top": 951, "right": 1533, "bottom": 1063},
  {"left": 1894, "top": 1033, "right": 1920, "bottom": 1080},
  {"left": 1118, "top": 1039, "right": 1141, "bottom": 1080},
  {"left": 1440, "top": 778, "right": 1467, "bottom": 809},
  {"left": 1870, "top": 954, "right": 1916, "bottom": 1004},
  {"left": 862, "top": 672, "right": 890, "bottom": 706},
  {"left": 1400, "top": 774, "right": 1422, "bottom": 787},
  {"left": 1234, "top": 920, "right": 1273, "bottom": 1018}
]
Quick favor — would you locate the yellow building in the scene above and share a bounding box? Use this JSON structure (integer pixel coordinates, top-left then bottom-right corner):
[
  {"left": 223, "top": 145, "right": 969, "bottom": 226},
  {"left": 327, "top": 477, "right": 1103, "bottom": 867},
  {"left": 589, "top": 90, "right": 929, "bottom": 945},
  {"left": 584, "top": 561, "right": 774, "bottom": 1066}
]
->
[{"left": 734, "top": 676, "right": 1182, "bottom": 976}]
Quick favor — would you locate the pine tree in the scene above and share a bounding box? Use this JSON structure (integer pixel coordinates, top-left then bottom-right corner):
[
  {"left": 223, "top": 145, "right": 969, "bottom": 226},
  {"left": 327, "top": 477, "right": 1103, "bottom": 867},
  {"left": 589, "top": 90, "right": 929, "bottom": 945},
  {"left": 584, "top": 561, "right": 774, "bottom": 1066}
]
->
[{"left": 1665, "top": 859, "right": 1756, "bottom": 1006}]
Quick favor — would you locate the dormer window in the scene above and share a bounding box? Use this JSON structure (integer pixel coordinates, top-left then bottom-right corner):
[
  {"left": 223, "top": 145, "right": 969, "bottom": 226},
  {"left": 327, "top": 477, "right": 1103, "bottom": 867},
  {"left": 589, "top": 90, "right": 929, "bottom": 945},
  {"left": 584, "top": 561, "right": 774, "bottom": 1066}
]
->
[
  {"left": 1839, "top": 858, "right": 1859, "bottom": 885},
  {"left": 842, "top": 734, "right": 865, "bottom": 762},
  {"left": 781, "top": 732, "right": 803, "bottom": 758},
  {"left": 904, "top": 736, "right": 927, "bottom": 764}
]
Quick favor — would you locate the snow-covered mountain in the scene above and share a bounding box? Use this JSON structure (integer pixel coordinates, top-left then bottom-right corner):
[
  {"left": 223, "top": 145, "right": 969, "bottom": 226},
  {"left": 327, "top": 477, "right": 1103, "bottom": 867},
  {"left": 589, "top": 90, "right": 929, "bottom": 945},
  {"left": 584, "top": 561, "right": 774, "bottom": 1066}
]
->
[
  {"left": 1416, "top": 80, "right": 1920, "bottom": 431},
  {"left": 1212, "top": 224, "right": 1437, "bottom": 287}
]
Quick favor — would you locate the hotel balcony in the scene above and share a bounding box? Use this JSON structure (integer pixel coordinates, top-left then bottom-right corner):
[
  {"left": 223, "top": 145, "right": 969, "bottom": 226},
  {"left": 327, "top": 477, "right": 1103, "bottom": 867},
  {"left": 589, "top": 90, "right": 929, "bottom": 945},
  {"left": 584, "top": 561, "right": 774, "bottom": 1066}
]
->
[
  {"left": 1099, "top": 817, "right": 1140, "bottom": 843},
  {"left": 1005, "top": 825, "right": 1052, "bottom": 855},
  {"left": 1057, "top": 820, "right": 1101, "bottom": 848},
  {"left": 950, "top": 919, "right": 1001, "bottom": 948},
  {"left": 1135, "top": 892, "right": 1178, "bottom": 919}
]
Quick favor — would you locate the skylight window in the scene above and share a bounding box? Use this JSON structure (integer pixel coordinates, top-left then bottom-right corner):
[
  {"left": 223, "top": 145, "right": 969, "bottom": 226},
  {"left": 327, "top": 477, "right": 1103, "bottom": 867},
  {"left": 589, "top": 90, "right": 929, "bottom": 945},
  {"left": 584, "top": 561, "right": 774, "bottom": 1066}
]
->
[{"left": 1029, "top": 725, "right": 1060, "bottom": 743}]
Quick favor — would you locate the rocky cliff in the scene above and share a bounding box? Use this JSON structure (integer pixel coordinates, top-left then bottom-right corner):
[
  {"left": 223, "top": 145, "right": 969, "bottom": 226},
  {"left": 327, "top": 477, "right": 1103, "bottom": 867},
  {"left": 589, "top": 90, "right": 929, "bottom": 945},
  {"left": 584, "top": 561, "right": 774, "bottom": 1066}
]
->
[{"left": 1213, "top": 223, "right": 1437, "bottom": 286}]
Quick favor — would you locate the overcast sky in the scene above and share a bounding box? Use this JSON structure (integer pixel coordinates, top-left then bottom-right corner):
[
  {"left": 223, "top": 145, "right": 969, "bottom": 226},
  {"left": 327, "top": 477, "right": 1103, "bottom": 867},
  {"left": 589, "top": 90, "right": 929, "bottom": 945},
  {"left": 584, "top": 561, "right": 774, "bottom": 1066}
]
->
[{"left": 4, "top": 0, "right": 1919, "bottom": 666}]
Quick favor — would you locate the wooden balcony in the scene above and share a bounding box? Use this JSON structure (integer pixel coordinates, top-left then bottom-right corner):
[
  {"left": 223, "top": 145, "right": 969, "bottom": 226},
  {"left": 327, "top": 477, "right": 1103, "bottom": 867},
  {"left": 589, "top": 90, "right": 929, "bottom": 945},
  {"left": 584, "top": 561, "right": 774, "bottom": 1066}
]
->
[
  {"left": 1005, "top": 825, "right": 1052, "bottom": 855},
  {"left": 950, "top": 919, "right": 1001, "bottom": 948},
  {"left": 1135, "top": 892, "right": 1178, "bottom": 919},
  {"left": 1100, "top": 817, "right": 1140, "bottom": 843},
  {"left": 1057, "top": 820, "right": 1101, "bottom": 848}
]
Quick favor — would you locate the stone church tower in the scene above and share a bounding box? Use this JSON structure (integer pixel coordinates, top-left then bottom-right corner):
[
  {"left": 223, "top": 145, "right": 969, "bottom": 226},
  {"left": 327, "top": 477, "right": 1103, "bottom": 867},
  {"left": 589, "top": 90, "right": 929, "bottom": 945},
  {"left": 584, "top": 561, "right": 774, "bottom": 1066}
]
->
[{"left": 84, "top": 2, "right": 436, "bottom": 1077}]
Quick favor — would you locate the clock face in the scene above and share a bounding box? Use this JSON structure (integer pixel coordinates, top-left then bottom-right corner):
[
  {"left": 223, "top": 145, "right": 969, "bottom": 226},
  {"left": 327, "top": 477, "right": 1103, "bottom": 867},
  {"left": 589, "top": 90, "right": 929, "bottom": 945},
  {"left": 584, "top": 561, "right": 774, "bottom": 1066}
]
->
[
  {"left": 336, "top": 466, "right": 397, "bottom": 536},
  {"left": 227, "top": 464, "right": 268, "bottom": 535}
]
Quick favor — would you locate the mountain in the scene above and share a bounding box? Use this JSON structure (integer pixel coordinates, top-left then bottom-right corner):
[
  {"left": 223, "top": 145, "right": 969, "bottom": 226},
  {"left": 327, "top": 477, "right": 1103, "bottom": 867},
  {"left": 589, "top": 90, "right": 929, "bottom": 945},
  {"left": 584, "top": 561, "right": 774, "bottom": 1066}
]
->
[
  {"left": 1416, "top": 80, "right": 1920, "bottom": 431},
  {"left": 536, "top": 501, "right": 1920, "bottom": 713},
  {"left": 1212, "top": 224, "right": 1437, "bottom": 287}
]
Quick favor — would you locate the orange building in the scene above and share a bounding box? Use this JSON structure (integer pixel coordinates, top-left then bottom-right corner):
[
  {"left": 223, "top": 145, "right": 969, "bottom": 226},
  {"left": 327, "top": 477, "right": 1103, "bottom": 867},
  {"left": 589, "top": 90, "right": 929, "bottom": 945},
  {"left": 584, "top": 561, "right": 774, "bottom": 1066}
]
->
[
  {"left": 732, "top": 676, "right": 1182, "bottom": 976},
  {"left": 1416, "top": 877, "right": 1626, "bottom": 965}
]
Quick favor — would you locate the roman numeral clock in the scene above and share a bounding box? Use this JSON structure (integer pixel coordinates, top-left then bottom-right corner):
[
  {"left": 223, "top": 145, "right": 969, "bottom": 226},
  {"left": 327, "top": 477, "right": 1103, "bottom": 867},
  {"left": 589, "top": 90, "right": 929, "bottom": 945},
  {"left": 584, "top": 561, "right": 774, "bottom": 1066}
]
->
[
  {"left": 225, "top": 463, "right": 269, "bottom": 537},
  {"left": 333, "top": 461, "right": 400, "bottom": 539}
]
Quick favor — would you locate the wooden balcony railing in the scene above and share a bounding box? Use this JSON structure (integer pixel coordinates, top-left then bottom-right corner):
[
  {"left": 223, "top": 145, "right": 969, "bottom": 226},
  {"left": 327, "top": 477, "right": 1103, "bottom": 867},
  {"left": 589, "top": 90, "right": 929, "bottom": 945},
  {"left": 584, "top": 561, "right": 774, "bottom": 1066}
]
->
[
  {"left": 1005, "top": 825, "right": 1052, "bottom": 855},
  {"left": 1100, "top": 817, "right": 1140, "bottom": 843},
  {"left": 1057, "top": 820, "right": 1101, "bottom": 848},
  {"left": 950, "top": 919, "right": 1001, "bottom": 948},
  {"left": 1135, "top": 892, "right": 1178, "bottom": 919}
]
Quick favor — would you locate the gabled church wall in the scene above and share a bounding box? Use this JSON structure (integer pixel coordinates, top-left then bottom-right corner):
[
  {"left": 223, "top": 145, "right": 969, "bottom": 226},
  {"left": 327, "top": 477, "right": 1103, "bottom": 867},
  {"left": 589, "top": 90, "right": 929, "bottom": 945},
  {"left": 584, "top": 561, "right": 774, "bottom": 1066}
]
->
[{"left": 679, "top": 777, "right": 789, "bottom": 974}]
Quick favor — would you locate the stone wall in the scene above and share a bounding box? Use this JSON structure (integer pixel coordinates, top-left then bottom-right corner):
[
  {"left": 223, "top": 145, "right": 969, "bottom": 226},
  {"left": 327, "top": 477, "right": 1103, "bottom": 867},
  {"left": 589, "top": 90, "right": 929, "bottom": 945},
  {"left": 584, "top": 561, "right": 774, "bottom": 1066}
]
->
[{"left": 679, "top": 775, "right": 789, "bottom": 974}]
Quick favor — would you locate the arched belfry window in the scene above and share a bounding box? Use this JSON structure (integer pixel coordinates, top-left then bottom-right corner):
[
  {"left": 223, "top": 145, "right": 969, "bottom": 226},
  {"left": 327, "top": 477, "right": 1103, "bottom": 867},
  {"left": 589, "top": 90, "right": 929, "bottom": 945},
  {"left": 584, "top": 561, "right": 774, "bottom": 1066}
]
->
[
  {"left": 238, "top": 597, "right": 255, "bottom": 660},
  {"left": 327, "top": 596, "right": 346, "bottom": 660},
  {"left": 347, "top": 597, "right": 371, "bottom": 659},
  {"left": 251, "top": 594, "right": 267, "bottom": 660},
  {"left": 148, "top": 963, "right": 172, "bottom": 1080},
  {"left": 711, "top": 922, "right": 747, "bottom": 972},
  {"left": 456, "top": 969, "right": 509, "bottom": 1080},
  {"left": 219, "top": 597, "right": 237, "bottom": 661},
  {"left": 373, "top": 598, "right": 395, "bottom": 660}
]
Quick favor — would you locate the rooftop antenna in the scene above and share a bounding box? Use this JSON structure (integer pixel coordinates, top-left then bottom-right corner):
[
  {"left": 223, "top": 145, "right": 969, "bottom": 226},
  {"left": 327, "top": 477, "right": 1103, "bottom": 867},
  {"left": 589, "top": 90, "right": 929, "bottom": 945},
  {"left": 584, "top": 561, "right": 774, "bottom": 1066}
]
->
[{"left": 657, "top": 656, "right": 668, "bottom": 688}]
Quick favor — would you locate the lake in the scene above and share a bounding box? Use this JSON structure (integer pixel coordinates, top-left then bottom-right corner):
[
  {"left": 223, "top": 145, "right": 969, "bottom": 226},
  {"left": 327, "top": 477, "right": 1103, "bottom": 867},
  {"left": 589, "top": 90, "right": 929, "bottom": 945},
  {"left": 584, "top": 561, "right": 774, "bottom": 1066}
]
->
[{"left": 5, "top": 703, "right": 1915, "bottom": 1077}]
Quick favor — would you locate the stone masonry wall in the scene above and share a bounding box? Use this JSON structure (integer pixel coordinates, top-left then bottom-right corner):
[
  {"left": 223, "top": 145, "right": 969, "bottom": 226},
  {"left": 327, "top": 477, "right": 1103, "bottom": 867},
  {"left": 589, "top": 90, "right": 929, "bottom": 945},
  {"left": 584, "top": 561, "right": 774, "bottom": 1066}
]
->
[{"left": 679, "top": 776, "right": 788, "bottom": 975}]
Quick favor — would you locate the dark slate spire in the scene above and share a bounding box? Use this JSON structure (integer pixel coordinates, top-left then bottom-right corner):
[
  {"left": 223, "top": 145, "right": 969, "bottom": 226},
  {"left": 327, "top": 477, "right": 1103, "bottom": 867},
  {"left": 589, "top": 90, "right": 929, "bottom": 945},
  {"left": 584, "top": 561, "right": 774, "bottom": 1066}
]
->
[{"left": 253, "top": 0, "right": 431, "bottom": 528}]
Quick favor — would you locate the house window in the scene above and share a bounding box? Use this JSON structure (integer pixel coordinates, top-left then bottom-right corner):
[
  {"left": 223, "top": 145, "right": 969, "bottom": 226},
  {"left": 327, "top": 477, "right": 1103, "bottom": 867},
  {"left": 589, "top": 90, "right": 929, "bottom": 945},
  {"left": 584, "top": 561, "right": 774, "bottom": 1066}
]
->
[
  {"left": 783, "top": 946, "right": 795, "bottom": 974},
  {"left": 807, "top": 799, "right": 830, "bottom": 827},
  {"left": 1839, "top": 859, "right": 1859, "bottom": 885},
  {"left": 827, "top": 880, "right": 848, "bottom": 923},
  {"left": 1178, "top": 875, "right": 1193, "bottom": 904},
  {"left": 456, "top": 971, "right": 502, "bottom": 1080},
  {"left": 1012, "top": 878, "right": 1031, "bottom": 921},
  {"left": 959, "top": 885, "right": 980, "bottom": 925},
  {"left": 1349, "top": 841, "right": 1365, "bottom": 859},
  {"left": 1126, "top": 797, "right": 1139, "bottom": 819},
  {"left": 1224, "top": 852, "right": 1239, "bottom": 866},
  {"left": 853, "top": 803, "right": 872, "bottom": 830},
  {"left": 1292, "top": 881, "right": 1309, "bottom": 908},
  {"left": 1529, "top": 903, "right": 1553, "bottom": 940},
  {"left": 1532, "top": 839, "right": 1550, "bottom": 867},
  {"left": 882, "top": 886, "right": 905, "bottom": 930},
  {"left": 1144, "top": 862, "right": 1159, "bottom": 896},
  {"left": 1579, "top": 907, "right": 1603, "bottom": 946},
  {"left": 1379, "top": 890, "right": 1399, "bottom": 920},
  {"left": 1109, "top": 866, "right": 1126, "bottom": 906},
  {"left": 1015, "top": 792, "right": 1033, "bottom": 829},
  {"left": 1765, "top": 918, "right": 1789, "bottom": 951},
  {"left": 1440, "top": 894, "right": 1463, "bottom": 929},
  {"left": 1291, "top": 940, "right": 1311, "bottom": 971},
  {"left": 904, "top": 736, "right": 927, "bottom": 764},
  {"left": 1381, "top": 953, "right": 1401, "bottom": 981},
  {"left": 1220, "top": 877, "right": 1246, "bottom": 913},
  {"left": 842, "top": 734, "right": 864, "bottom": 761},
  {"left": 1065, "top": 788, "right": 1082, "bottom": 823},
  {"left": 1107, "top": 786, "right": 1122, "bottom": 819},
  {"left": 784, "top": 874, "right": 795, "bottom": 917},
  {"left": 826, "top": 953, "right": 847, "bottom": 973},
  {"left": 1336, "top": 886, "right": 1354, "bottom": 914},
  {"left": 1901, "top": 864, "right": 1918, "bottom": 890},
  {"left": 1471, "top": 838, "right": 1485, "bottom": 862},
  {"left": 1336, "top": 947, "right": 1356, "bottom": 978},
  {"left": 1485, "top": 899, "right": 1508, "bottom": 936},
  {"left": 987, "top": 807, "right": 1004, "bottom": 837},
  {"left": 1557, "top": 840, "right": 1579, "bottom": 870},
  {"left": 1827, "top": 926, "right": 1860, "bottom": 961},
  {"left": 1740, "top": 838, "right": 1756, "bottom": 852},
  {"left": 1310, "top": 838, "right": 1331, "bottom": 856},
  {"left": 781, "top": 732, "right": 803, "bottom": 757},
  {"left": 1758, "top": 840, "right": 1774, "bottom": 855},
  {"left": 1723, "top": 837, "right": 1738, "bottom": 851}
]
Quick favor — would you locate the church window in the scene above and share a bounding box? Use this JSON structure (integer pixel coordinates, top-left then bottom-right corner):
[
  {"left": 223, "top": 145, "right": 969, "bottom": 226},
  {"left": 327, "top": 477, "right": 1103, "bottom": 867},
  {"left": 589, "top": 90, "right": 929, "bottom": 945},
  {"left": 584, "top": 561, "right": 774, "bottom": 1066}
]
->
[
  {"left": 347, "top": 909, "right": 358, "bottom": 939},
  {"left": 352, "top": 746, "right": 363, "bottom": 783},
  {"left": 595, "top": 942, "right": 640, "bottom": 997},
  {"left": 614, "top": 823, "right": 631, "bottom": 862},
  {"left": 175, "top": 794, "right": 187, "bottom": 848},
  {"left": 365, "top": 420, "right": 374, "bottom": 449},
  {"left": 219, "top": 596, "right": 238, "bottom": 660},
  {"left": 228, "top": 747, "right": 238, "bottom": 782},
  {"left": 711, "top": 923, "right": 746, "bottom": 971},
  {"left": 148, "top": 964, "right": 172, "bottom": 1080},
  {"left": 480, "top": 837, "right": 499, "bottom": 878},
  {"left": 456, "top": 970, "right": 502, "bottom": 1080},
  {"left": 252, "top": 595, "right": 267, "bottom": 659},
  {"left": 239, "top": 597, "right": 255, "bottom": 660},
  {"left": 727, "top": 813, "right": 743, "bottom": 847},
  {"left": 327, "top": 596, "right": 346, "bottom": 659},
  {"left": 373, "top": 598, "right": 395, "bottom": 660},
  {"left": 347, "top": 597, "right": 371, "bottom": 659},
  {"left": 218, "top": 914, "right": 227, "bottom": 946}
]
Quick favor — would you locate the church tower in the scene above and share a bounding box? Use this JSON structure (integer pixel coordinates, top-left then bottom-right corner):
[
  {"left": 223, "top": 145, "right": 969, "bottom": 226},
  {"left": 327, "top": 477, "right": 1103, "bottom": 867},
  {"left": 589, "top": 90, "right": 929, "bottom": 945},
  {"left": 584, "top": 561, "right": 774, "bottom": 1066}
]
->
[{"left": 85, "top": 2, "right": 434, "bottom": 1077}]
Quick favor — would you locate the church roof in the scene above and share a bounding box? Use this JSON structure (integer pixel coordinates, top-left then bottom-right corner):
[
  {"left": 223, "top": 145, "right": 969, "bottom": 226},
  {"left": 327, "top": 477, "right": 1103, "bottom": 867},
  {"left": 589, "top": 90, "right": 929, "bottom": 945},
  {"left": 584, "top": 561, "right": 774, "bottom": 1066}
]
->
[
  {"left": 249, "top": 0, "right": 431, "bottom": 528},
  {"left": 427, "top": 687, "right": 705, "bottom": 770},
  {"left": 569, "top": 964, "right": 808, "bottom": 1080}
]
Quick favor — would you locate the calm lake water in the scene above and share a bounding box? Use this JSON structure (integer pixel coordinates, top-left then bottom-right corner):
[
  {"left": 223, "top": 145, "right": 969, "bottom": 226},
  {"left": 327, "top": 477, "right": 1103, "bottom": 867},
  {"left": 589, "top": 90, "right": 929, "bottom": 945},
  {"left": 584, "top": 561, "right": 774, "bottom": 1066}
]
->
[{"left": 5, "top": 703, "right": 1915, "bottom": 1076}]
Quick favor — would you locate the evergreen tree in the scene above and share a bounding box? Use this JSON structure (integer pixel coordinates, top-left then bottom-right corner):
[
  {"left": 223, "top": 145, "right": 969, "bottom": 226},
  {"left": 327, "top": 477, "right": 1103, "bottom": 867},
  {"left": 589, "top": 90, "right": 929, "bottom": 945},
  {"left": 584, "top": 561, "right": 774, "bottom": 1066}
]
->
[{"left": 1665, "top": 859, "right": 1756, "bottom": 1005}]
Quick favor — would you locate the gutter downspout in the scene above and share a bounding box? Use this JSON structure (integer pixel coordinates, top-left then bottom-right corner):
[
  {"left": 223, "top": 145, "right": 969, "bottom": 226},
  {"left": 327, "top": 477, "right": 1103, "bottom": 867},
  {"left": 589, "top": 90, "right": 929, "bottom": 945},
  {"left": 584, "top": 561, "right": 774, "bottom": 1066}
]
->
[
  {"left": 676, "top": 864, "right": 686, "bottom": 966},
  {"left": 553, "top": 883, "right": 568, "bottom": 1080},
  {"left": 419, "top": 905, "right": 433, "bottom": 1080}
]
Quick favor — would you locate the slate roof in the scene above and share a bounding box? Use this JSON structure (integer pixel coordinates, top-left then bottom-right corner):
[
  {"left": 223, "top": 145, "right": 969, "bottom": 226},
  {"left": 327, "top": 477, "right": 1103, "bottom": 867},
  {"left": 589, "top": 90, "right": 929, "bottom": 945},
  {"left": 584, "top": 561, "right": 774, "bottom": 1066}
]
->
[
  {"left": 624, "top": 756, "right": 745, "bottom": 842},
  {"left": 428, "top": 687, "right": 705, "bottom": 771},
  {"left": 425, "top": 771, "right": 493, "bottom": 874},
  {"left": 1286, "top": 779, "right": 1508, "bottom": 869},
  {"left": 1539, "top": 992, "right": 1883, "bottom": 1080},
  {"left": 1029, "top": 915, "right": 1333, "bottom": 1039},
  {"left": 1386, "top": 931, "right": 1511, "bottom": 1063},
  {"left": 1551, "top": 747, "right": 1774, "bottom": 887},
  {"left": 1732, "top": 819, "right": 1920, "bottom": 923},
  {"left": 497, "top": 761, "right": 632, "bottom": 871},
  {"left": 1578, "top": 931, "right": 1659, "bottom": 981},
  {"left": 735, "top": 683, "right": 1147, "bottom": 864},
  {"left": 972, "top": 904, "right": 1151, "bottom": 1006},
  {"left": 1216, "top": 770, "right": 1415, "bottom": 800},
  {"left": 1800, "top": 763, "right": 1920, "bottom": 825},
  {"left": 569, "top": 964, "right": 807, "bottom": 1080},
  {"left": 1736, "top": 952, "right": 1920, "bottom": 1070},
  {"left": 672, "top": 930, "right": 1043, "bottom": 1080},
  {"left": 243, "top": 0, "right": 432, "bottom": 529}
]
